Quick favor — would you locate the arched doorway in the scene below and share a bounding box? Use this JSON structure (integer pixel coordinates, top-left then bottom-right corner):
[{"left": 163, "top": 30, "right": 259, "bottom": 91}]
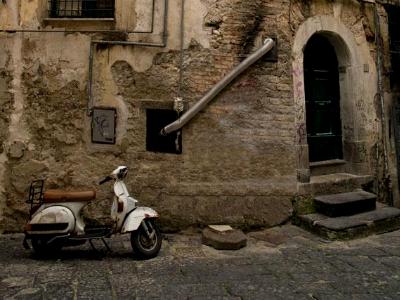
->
[
  {"left": 304, "top": 34, "right": 343, "bottom": 162},
  {"left": 293, "top": 16, "right": 379, "bottom": 184}
]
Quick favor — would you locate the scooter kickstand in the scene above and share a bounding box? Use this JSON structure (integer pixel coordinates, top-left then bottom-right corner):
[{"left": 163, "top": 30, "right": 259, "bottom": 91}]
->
[
  {"left": 101, "top": 238, "right": 112, "bottom": 253},
  {"left": 89, "top": 239, "right": 99, "bottom": 252},
  {"left": 89, "top": 238, "right": 112, "bottom": 254},
  {"left": 22, "top": 237, "right": 31, "bottom": 250},
  {"left": 89, "top": 239, "right": 105, "bottom": 260}
]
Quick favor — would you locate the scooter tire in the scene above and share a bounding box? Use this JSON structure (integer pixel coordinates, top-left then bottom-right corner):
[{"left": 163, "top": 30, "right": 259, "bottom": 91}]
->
[
  {"left": 130, "top": 219, "right": 162, "bottom": 259},
  {"left": 31, "top": 238, "right": 62, "bottom": 256}
]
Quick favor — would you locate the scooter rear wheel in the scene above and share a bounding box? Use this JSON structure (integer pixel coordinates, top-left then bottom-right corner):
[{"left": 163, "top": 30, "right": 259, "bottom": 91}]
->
[
  {"left": 130, "top": 219, "right": 162, "bottom": 259},
  {"left": 31, "top": 237, "right": 62, "bottom": 255}
]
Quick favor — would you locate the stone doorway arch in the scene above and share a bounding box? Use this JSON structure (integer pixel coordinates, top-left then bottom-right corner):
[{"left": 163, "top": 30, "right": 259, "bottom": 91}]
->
[{"left": 292, "top": 16, "right": 378, "bottom": 183}]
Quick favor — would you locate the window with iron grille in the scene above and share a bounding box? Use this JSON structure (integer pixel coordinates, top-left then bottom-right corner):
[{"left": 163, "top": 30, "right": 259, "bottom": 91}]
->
[{"left": 48, "top": 0, "right": 115, "bottom": 18}]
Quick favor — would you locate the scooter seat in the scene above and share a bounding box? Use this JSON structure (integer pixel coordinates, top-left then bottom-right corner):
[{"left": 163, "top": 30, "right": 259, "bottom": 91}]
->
[{"left": 43, "top": 190, "right": 96, "bottom": 203}]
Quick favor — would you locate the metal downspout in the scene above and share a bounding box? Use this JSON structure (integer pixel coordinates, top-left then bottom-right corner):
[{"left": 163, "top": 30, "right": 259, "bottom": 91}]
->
[
  {"left": 373, "top": 3, "right": 391, "bottom": 203},
  {"left": 160, "top": 38, "right": 275, "bottom": 135},
  {"left": 178, "top": 0, "right": 185, "bottom": 97}
]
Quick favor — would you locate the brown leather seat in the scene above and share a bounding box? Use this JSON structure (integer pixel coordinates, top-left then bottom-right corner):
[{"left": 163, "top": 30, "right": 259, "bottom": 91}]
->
[{"left": 43, "top": 190, "right": 96, "bottom": 203}]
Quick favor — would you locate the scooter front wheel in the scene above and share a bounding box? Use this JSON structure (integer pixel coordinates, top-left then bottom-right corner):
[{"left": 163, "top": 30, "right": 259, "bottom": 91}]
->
[{"left": 130, "top": 219, "right": 162, "bottom": 259}]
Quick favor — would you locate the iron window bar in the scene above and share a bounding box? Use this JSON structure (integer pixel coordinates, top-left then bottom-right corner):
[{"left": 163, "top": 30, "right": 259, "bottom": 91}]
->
[{"left": 48, "top": 0, "right": 115, "bottom": 18}]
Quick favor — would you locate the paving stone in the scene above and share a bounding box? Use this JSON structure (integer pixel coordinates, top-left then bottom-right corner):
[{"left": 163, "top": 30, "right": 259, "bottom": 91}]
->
[
  {"left": 163, "top": 283, "right": 227, "bottom": 298},
  {"left": 42, "top": 282, "right": 75, "bottom": 300},
  {"left": 12, "top": 287, "right": 42, "bottom": 300},
  {"left": 334, "top": 246, "right": 388, "bottom": 257},
  {"left": 375, "top": 256, "right": 400, "bottom": 269},
  {"left": 309, "top": 293, "right": 346, "bottom": 300},
  {"left": 248, "top": 230, "right": 288, "bottom": 245},
  {"left": 292, "top": 280, "right": 335, "bottom": 294},
  {"left": 189, "top": 297, "right": 240, "bottom": 300}
]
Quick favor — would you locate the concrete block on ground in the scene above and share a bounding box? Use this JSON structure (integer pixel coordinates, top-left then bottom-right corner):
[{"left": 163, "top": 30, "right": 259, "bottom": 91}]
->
[{"left": 202, "top": 225, "right": 247, "bottom": 250}]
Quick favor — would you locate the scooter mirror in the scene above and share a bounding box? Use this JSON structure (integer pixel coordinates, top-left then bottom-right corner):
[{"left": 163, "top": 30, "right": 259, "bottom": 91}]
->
[{"left": 99, "top": 176, "right": 112, "bottom": 185}]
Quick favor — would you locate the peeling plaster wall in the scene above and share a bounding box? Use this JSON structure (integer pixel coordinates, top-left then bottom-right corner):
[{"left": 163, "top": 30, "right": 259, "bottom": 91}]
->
[
  {"left": 0, "top": 0, "right": 395, "bottom": 232},
  {"left": 0, "top": 36, "right": 14, "bottom": 231}
]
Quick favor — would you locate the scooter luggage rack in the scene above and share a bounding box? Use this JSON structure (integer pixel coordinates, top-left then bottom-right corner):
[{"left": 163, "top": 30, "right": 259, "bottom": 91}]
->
[{"left": 26, "top": 179, "right": 45, "bottom": 217}]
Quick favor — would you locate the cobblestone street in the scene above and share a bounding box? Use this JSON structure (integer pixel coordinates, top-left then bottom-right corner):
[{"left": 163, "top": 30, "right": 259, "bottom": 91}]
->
[{"left": 1, "top": 225, "right": 400, "bottom": 299}]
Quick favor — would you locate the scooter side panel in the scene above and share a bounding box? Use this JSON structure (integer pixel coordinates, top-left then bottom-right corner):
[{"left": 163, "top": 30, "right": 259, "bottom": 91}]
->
[
  {"left": 121, "top": 207, "right": 158, "bottom": 233},
  {"left": 27, "top": 206, "right": 75, "bottom": 235}
]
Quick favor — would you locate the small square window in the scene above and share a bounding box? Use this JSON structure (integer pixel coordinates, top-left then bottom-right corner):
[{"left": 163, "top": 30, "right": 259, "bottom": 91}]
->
[{"left": 146, "top": 109, "right": 182, "bottom": 154}]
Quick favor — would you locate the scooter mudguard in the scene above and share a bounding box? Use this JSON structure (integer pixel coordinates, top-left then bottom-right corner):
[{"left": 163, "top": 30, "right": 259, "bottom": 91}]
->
[
  {"left": 26, "top": 206, "right": 75, "bottom": 235},
  {"left": 121, "top": 206, "right": 159, "bottom": 233}
]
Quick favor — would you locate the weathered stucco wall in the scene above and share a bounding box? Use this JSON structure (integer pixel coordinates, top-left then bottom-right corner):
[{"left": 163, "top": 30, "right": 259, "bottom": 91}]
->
[
  {"left": 0, "top": 0, "right": 395, "bottom": 232},
  {"left": 0, "top": 36, "right": 14, "bottom": 229}
]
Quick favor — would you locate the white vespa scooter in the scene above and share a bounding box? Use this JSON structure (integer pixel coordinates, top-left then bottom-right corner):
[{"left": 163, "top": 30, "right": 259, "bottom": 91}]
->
[{"left": 23, "top": 166, "right": 162, "bottom": 258}]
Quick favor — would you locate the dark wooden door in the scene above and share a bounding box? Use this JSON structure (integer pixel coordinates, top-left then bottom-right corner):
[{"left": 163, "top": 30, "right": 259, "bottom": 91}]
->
[
  {"left": 387, "top": 6, "right": 400, "bottom": 90},
  {"left": 304, "top": 35, "right": 343, "bottom": 162}
]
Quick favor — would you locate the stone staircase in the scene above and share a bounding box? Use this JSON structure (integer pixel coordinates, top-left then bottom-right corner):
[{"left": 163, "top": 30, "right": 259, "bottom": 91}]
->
[{"left": 295, "top": 174, "right": 400, "bottom": 240}]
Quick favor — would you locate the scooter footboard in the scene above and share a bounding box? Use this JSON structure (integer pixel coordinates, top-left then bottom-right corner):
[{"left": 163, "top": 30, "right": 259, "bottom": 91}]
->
[{"left": 121, "top": 207, "right": 159, "bottom": 233}]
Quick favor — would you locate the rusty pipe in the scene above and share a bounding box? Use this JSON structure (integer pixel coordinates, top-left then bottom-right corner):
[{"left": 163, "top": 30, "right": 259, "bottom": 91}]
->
[{"left": 160, "top": 38, "right": 275, "bottom": 135}]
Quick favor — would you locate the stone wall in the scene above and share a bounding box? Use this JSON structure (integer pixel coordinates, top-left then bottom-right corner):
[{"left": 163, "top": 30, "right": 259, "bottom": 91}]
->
[{"left": 0, "top": 0, "right": 396, "bottom": 232}]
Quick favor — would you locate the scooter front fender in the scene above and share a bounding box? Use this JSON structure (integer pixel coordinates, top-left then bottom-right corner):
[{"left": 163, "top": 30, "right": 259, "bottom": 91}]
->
[{"left": 121, "top": 207, "right": 159, "bottom": 233}]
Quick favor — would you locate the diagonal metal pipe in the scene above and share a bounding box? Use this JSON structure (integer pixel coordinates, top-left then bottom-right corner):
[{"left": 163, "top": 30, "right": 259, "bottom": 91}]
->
[{"left": 160, "top": 38, "right": 275, "bottom": 135}]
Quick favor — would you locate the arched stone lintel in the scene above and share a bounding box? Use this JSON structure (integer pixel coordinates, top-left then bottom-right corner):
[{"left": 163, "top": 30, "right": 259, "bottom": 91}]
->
[{"left": 292, "top": 16, "right": 360, "bottom": 64}]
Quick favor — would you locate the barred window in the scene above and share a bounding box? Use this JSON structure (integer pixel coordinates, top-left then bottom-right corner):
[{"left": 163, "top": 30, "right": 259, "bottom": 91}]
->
[{"left": 49, "top": 0, "right": 115, "bottom": 18}]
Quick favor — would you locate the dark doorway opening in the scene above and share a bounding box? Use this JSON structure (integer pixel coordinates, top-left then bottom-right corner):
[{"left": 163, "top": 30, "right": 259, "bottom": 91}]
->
[
  {"left": 304, "top": 34, "right": 343, "bottom": 162},
  {"left": 386, "top": 5, "right": 400, "bottom": 198},
  {"left": 386, "top": 6, "right": 400, "bottom": 91},
  {"left": 146, "top": 109, "right": 182, "bottom": 154}
]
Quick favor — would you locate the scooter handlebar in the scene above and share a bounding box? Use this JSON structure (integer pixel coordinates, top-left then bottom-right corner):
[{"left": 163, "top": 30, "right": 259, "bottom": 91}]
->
[{"left": 99, "top": 176, "right": 112, "bottom": 185}]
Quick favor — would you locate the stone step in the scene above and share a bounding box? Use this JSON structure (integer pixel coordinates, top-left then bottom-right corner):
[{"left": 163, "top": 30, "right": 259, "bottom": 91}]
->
[
  {"left": 310, "top": 159, "right": 347, "bottom": 177},
  {"left": 297, "top": 173, "right": 373, "bottom": 196},
  {"left": 315, "top": 190, "right": 376, "bottom": 217},
  {"left": 297, "top": 206, "right": 400, "bottom": 240}
]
